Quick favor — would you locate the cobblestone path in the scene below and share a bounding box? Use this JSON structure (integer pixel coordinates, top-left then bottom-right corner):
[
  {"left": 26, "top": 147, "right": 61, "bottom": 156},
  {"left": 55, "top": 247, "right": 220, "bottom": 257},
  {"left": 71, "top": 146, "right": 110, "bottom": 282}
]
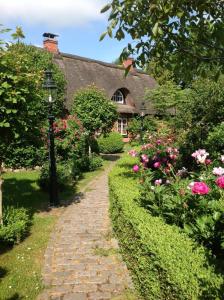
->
[{"left": 38, "top": 163, "right": 133, "bottom": 300}]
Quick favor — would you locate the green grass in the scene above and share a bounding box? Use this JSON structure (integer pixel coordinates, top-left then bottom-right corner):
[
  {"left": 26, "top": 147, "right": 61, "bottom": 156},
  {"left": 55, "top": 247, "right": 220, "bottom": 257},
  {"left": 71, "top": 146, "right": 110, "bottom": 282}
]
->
[
  {"left": 0, "top": 159, "right": 112, "bottom": 300},
  {"left": 0, "top": 215, "right": 56, "bottom": 300}
]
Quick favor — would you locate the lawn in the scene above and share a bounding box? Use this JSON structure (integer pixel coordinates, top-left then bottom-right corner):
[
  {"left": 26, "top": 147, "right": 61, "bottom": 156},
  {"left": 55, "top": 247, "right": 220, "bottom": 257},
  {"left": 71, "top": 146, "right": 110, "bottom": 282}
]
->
[{"left": 0, "top": 159, "right": 112, "bottom": 300}]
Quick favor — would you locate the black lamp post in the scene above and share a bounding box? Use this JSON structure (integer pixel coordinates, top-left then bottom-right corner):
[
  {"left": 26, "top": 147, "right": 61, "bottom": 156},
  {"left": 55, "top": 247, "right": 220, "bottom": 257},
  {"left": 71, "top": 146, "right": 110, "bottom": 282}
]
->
[
  {"left": 43, "top": 70, "right": 59, "bottom": 207},
  {"left": 140, "top": 101, "right": 146, "bottom": 144}
]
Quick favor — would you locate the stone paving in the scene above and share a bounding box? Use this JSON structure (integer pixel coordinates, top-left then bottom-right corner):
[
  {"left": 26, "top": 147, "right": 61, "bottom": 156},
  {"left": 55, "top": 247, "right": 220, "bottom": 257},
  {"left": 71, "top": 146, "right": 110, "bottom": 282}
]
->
[{"left": 38, "top": 163, "right": 133, "bottom": 300}]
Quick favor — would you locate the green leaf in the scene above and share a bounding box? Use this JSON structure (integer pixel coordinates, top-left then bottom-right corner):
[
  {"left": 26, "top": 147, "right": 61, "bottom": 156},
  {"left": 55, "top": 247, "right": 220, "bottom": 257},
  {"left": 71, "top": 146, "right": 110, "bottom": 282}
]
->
[
  {"left": 99, "top": 31, "right": 108, "bottom": 41},
  {"left": 152, "top": 22, "right": 159, "bottom": 37},
  {"left": 100, "top": 3, "right": 111, "bottom": 14},
  {"left": 108, "top": 26, "right": 113, "bottom": 38}
]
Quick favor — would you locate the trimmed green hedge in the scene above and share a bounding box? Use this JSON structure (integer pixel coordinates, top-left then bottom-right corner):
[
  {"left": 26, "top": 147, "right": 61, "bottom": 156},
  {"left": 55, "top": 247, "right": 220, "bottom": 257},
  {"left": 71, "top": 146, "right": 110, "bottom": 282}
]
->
[
  {"left": 109, "top": 156, "right": 223, "bottom": 300},
  {"left": 98, "top": 132, "right": 124, "bottom": 154}
]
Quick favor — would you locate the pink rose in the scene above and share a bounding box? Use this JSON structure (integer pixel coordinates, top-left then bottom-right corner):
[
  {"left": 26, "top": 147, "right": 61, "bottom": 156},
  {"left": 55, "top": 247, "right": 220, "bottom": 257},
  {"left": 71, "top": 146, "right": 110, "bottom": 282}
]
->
[
  {"left": 216, "top": 176, "right": 224, "bottom": 189},
  {"left": 190, "top": 182, "right": 210, "bottom": 195},
  {"left": 155, "top": 179, "right": 162, "bottom": 186},
  {"left": 133, "top": 165, "right": 139, "bottom": 172},
  {"left": 153, "top": 162, "right": 161, "bottom": 168}
]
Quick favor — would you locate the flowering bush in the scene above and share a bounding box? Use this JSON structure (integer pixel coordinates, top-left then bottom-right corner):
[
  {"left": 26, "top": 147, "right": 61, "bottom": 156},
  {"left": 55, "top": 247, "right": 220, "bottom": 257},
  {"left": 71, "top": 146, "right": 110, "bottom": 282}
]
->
[{"left": 130, "top": 141, "right": 224, "bottom": 256}]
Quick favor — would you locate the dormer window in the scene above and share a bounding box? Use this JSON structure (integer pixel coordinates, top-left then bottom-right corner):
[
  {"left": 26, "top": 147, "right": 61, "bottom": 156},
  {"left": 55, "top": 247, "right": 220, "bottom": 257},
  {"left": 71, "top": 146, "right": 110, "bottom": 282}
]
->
[{"left": 112, "top": 89, "right": 124, "bottom": 104}]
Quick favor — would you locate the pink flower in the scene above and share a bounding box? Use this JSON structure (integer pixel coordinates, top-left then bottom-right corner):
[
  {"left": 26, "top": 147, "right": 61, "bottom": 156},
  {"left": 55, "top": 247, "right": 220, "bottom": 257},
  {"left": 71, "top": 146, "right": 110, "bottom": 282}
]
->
[
  {"left": 213, "top": 167, "right": 224, "bottom": 176},
  {"left": 205, "top": 159, "right": 212, "bottom": 165},
  {"left": 221, "top": 155, "right": 224, "bottom": 163},
  {"left": 192, "top": 149, "right": 209, "bottom": 164},
  {"left": 155, "top": 179, "right": 162, "bottom": 186},
  {"left": 153, "top": 161, "right": 161, "bottom": 168},
  {"left": 190, "top": 182, "right": 210, "bottom": 195},
  {"left": 216, "top": 176, "right": 224, "bottom": 189},
  {"left": 170, "top": 154, "right": 177, "bottom": 160},
  {"left": 129, "top": 150, "right": 138, "bottom": 157},
  {"left": 133, "top": 165, "right": 140, "bottom": 172},
  {"left": 141, "top": 154, "right": 149, "bottom": 163},
  {"left": 156, "top": 139, "right": 161, "bottom": 145}
]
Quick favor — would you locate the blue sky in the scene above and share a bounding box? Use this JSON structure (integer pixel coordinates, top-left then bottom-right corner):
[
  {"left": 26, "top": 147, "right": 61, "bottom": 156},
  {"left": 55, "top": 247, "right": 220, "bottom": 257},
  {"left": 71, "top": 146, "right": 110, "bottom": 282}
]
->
[{"left": 0, "top": 0, "right": 131, "bottom": 63}]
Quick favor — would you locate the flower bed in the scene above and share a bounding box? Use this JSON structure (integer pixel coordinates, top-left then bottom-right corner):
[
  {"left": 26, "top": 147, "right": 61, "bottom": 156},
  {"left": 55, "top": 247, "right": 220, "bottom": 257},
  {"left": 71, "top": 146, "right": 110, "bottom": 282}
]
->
[
  {"left": 131, "top": 135, "right": 224, "bottom": 257},
  {"left": 109, "top": 155, "right": 223, "bottom": 299}
]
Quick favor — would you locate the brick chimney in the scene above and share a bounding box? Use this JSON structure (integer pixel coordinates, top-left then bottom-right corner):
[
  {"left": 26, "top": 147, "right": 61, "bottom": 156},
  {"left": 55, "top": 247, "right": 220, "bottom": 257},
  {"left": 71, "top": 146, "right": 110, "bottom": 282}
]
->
[
  {"left": 123, "top": 57, "right": 134, "bottom": 71},
  {"left": 43, "top": 33, "right": 59, "bottom": 54}
]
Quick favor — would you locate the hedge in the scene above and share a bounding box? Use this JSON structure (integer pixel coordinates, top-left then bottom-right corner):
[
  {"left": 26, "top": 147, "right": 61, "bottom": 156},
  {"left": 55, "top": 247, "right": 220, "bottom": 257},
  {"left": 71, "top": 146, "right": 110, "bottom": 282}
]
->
[
  {"left": 97, "top": 132, "right": 124, "bottom": 154},
  {"left": 109, "top": 156, "right": 223, "bottom": 300}
]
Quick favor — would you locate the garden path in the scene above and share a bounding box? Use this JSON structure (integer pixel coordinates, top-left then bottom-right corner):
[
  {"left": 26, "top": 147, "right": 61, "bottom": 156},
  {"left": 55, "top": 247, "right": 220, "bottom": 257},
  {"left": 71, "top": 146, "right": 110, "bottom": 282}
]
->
[{"left": 38, "top": 160, "right": 133, "bottom": 300}]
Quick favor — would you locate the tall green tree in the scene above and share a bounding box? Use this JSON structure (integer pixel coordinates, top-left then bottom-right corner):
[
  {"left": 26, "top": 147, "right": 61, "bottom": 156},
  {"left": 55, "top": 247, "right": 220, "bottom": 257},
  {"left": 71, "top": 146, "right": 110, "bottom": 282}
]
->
[
  {"left": 0, "top": 29, "right": 66, "bottom": 223},
  {"left": 72, "top": 85, "right": 118, "bottom": 153},
  {"left": 101, "top": 1, "right": 224, "bottom": 83},
  {"left": 145, "top": 80, "right": 188, "bottom": 116}
]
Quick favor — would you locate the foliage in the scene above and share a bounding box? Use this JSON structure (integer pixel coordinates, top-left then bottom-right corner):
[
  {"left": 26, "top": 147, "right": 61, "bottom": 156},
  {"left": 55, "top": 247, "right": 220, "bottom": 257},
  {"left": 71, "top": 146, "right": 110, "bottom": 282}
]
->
[
  {"left": 52, "top": 114, "right": 84, "bottom": 161},
  {"left": 38, "top": 162, "right": 73, "bottom": 192},
  {"left": 0, "top": 206, "right": 30, "bottom": 244},
  {"left": 175, "top": 77, "right": 224, "bottom": 162},
  {"left": 127, "top": 116, "right": 156, "bottom": 141},
  {"left": 109, "top": 155, "right": 223, "bottom": 299},
  {"left": 132, "top": 136, "right": 224, "bottom": 256},
  {"left": 98, "top": 132, "right": 124, "bottom": 154},
  {"left": 101, "top": 1, "right": 224, "bottom": 83},
  {"left": 89, "top": 154, "right": 103, "bottom": 171},
  {"left": 145, "top": 80, "right": 188, "bottom": 116},
  {"left": 3, "top": 144, "right": 46, "bottom": 169},
  {"left": 0, "top": 39, "right": 66, "bottom": 167},
  {"left": 206, "top": 123, "right": 224, "bottom": 157},
  {"left": 72, "top": 85, "right": 118, "bottom": 136}
]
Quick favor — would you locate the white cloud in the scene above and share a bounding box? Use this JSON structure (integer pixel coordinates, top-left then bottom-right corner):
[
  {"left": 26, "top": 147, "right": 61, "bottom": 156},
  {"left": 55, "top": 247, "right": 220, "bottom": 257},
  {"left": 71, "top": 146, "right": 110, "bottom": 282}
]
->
[{"left": 0, "top": 0, "right": 107, "bottom": 28}]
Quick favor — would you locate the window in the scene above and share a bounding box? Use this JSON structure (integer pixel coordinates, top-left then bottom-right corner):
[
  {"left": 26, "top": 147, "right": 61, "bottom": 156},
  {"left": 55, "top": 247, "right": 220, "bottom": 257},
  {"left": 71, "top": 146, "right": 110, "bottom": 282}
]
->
[
  {"left": 112, "top": 90, "right": 124, "bottom": 104},
  {"left": 117, "top": 118, "right": 128, "bottom": 135}
]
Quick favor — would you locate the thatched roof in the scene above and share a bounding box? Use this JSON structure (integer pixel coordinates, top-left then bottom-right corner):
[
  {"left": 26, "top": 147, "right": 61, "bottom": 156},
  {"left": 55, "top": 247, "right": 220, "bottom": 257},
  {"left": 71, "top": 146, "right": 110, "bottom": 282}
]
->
[{"left": 54, "top": 52, "right": 157, "bottom": 114}]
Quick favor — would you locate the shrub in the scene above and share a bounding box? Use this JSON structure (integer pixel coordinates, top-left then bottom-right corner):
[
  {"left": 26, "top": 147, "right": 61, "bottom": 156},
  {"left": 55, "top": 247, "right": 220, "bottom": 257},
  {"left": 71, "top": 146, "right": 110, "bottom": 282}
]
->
[
  {"left": 0, "top": 206, "right": 30, "bottom": 244},
  {"left": 206, "top": 122, "right": 224, "bottom": 157},
  {"left": 98, "top": 132, "right": 124, "bottom": 154},
  {"left": 38, "top": 161, "right": 73, "bottom": 192},
  {"left": 89, "top": 154, "right": 103, "bottom": 171},
  {"left": 109, "top": 155, "right": 223, "bottom": 299},
  {"left": 4, "top": 143, "right": 46, "bottom": 169}
]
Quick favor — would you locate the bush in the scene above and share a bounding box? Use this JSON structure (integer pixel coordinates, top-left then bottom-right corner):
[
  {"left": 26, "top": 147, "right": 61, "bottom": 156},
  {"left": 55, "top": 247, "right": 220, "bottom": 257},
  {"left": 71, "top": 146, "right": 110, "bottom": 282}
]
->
[
  {"left": 98, "top": 132, "right": 124, "bottom": 154},
  {"left": 0, "top": 206, "right": 30, "bottom": 244},
  {"left": 206, "top": 122, "right": 224, "bottom": 157},
  {"left": 4, "top": 143, "right": 46, "bottom": 169},
  {"left": 89, "top": 154, "right": 103, "bottom": 171},
  {"left": 109, "top": 155, "right": 223, "bottom": 299},
  {"left": 38, "top": 161, "right": 73, "bottom": 192}
]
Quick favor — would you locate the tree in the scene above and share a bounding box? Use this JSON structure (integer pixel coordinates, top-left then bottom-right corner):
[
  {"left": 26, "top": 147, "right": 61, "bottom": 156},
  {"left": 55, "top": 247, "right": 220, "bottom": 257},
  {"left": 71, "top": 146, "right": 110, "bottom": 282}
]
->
[
  {"left": 0, "top": 30, "right": 66, "bottom": 224},
  {"left": 11, "top": 26, "right": 25, "bottom": 43},
  {"left": 145, "top": 80, "right": 188, "bottom": 116},
  {"left": 71, "top": 85, "right": 118, "bottom": 153},
  {"left": 101, "top": 1, "right": 224, "bottom": 83}
]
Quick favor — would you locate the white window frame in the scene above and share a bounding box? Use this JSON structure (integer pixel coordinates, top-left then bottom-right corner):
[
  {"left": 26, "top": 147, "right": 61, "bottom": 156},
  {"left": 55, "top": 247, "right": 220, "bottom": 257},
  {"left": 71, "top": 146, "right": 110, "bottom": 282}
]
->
[
  {"left": 112, "top": 90, "right": 124, "bottom": 104},
  {"left": 117, "top": 117, "right": 128, "bottom": 136}
]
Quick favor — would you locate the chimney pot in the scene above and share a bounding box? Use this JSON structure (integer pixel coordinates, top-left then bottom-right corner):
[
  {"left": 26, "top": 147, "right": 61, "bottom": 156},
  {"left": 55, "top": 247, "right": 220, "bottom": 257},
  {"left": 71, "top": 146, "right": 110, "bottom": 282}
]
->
[
  {"left": 123, "top": 57, "right": 134, "bottom": 71},
  {"left": 43, "top": 33, "right": 59, "bottom": 54}
]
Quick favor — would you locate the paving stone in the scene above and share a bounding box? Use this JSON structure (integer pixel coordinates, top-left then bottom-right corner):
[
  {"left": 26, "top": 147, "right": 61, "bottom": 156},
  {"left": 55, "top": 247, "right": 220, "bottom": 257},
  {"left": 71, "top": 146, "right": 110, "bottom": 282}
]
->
[
  {"left": 38, "top": 161, "right": 133, "bottom": 299},
  {"left": 63, "top": 293, "right": 87, "bottom": 300}
]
